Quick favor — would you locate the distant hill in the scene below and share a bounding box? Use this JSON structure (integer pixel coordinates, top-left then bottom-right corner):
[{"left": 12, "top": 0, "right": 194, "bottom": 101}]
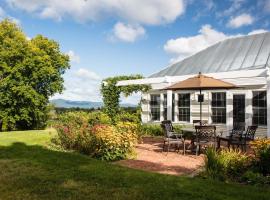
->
[{"left": 50, "top": 99, "right": 136, "bottom": 108}]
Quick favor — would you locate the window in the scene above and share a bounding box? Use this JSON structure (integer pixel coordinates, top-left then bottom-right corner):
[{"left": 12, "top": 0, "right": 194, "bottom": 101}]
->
[
  {"left": 163, "top": 94, "right": 167, "bottom": 120},
  {"left": 150, "top": 94, "right": 160, "bottom": 121},
  {"left": 212, "top": 92, "right": 226, "bottom": 124},
  {"left": 178, "top": 93, "right": 190, "bottom": 122},
  {"left": 172, "top": 94, "right": 175, "bottom": 121},
  {"left": 252, "top": 91, "right": 267, "bottom": 126}
]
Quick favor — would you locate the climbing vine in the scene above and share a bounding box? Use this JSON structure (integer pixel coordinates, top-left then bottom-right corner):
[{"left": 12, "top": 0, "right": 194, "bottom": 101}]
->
[{"left": 101, "top": 75, "right": 150, "bottom": 122}]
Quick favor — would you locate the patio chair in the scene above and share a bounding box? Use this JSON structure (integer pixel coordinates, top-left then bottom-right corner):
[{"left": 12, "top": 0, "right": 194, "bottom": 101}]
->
[
  {"left": 217, "top": 123, "right": 245, "bottom": 149},
  {"left": 194, "top": 125, "right": 216, "bottom": 156},
  {"left": 230, "top": 125, "right": 257, "bottom": 152},
  {"left": 193, "top": 120, "right": 208, "bottom": 127},
  {"left": 161, "top": 120, "right": 185, "bottom": 154}
]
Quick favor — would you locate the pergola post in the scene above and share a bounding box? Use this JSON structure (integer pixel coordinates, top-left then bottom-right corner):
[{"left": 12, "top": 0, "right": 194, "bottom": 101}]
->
[
  {"left": 267, "top": 68, "right": 270, "bottom": 138},
  {"left": 167, "top": 90, "right": 173, "bottom": 121}
]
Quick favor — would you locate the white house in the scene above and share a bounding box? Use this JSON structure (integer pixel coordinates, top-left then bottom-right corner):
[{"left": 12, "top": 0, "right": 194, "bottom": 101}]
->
[{"left": 118, "top": 32, "right": 270, "bottom": 138}]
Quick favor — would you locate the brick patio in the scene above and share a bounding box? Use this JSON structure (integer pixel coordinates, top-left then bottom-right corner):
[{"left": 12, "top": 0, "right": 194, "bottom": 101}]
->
[{"left": 116, "top": 137, "right": 204, "bottom": 176}]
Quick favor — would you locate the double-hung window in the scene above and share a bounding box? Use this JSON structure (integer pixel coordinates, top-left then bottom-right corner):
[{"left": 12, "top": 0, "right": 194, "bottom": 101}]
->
[
  {"left": 163, "top": 94, "right": 167, "bottom": 120},
  {"left": 150, "top": 94, "right": 160, "bottom": 121},
  {"left": 252, "top": 91, "right": 267, "bottom": 126},
  {"left": 211, "top": 92, "right": 226, "bottom": 124},
  {"left": 178, "top": 93, "right": 190, "bottom": 122}
]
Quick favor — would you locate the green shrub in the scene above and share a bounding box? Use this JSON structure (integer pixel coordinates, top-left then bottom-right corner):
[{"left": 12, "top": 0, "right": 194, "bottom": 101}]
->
[
  {"left": 204, "top": 147, "right": 251, "bottom": 182},
  {"left": 54, "top": 112, "right": 90, "bottom": 149},
  {"left": 53, "top": 112, "right": 137, "bottom": 161},
  {"left": 250, "top": 139, "right": 270, "bottom": 176},
  {"left": 115, "top": 112, "right": 140, "bottom": 124},
  {"left": 92, "top": 123, "right": 137, "bottom": 161},
  {"left": 204, "top": 147, "right": 224, "bottom": 180},
  {"left": 139, "top": 124, "right": 183, "bottom": 136},
  {"left": 139, "top": 124, "right": 163, "bottom": 136},
  {"left": 220, "top": 149, "right": 251, "bottom": 181},
  {"left": 242, "top": 171, "right": 270, "bottom": 185},
  {"left": 88, "top": 111, "right": 112, "bottom": 126}
]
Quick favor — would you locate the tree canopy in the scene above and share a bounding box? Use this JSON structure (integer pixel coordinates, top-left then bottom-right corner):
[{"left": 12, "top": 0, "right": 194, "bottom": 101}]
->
[
  {"left": 101, "top": 75, "right": 150, "bottom": 123},
  {"left": 0, "top": 19, "right": 70, "bottom": 130}
]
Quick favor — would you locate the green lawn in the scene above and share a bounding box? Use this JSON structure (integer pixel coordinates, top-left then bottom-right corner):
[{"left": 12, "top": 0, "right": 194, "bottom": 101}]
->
[{"left": 0, "top": 130, "right": 269, "bottom": 200}]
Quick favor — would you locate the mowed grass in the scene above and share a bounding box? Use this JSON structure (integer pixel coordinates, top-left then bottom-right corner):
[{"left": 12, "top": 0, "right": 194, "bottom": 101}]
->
[{"left": 0, "top": 130, "right": 269, "bottom": 200}]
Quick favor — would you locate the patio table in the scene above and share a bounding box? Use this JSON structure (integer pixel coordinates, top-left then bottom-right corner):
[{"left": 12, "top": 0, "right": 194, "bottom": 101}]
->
[
  {"left": 181, "top": 128, "right": 196, "bottom": 152},
  {"left": 217, "top": 136, "right": 231, "bottom": 149},
  {"left": 182, "top": 127, "right": 227, "bottom": 152}
]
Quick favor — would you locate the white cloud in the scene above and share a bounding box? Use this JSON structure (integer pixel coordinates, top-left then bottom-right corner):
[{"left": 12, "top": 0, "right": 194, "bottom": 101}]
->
[
  {"left": 75, "top": 68, "right": 101, "bottom": 81},
  {"left": 120, "top": 92, "right": 141, "bottom": 105},
  {"left": 6, "top": 0, "right": 185, "bottom": 25},
  {"left": 217, "top": 0, "right": 244, "bottom": 17},
  {"left": 164, "top": 25, "right": 228, "bottom": 62},
  {"left": 112, "top": 22, "right": 145, "bottom": 42},
  {"left": 52, "top": 68, "right": 102, "bottom": 101},
  {"left": 164, "top": 25, "right": 268, "bottom": 63},
  {"left": 0, "top": 6, "right": 20, "bottom": 24},
  {"left": 248, "top": 29, "right": 268, "bottom": 35},
  {"left": 67, "top": 50, "right": 80, "bottom": 63},
  {"left": 227, "top": 13, "right": 254, "bottom": 28},
  {"left": 0, "top": 7, "right": 6, "bottom": 18}
]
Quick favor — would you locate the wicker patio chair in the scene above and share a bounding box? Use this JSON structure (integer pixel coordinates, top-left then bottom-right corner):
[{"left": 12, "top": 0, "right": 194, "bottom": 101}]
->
[
  {"left": 194, "top": 125, "right": 216, "bottom": 156},
  {"left": 161, "top": 120, "right": 185, "bottom": 154}
]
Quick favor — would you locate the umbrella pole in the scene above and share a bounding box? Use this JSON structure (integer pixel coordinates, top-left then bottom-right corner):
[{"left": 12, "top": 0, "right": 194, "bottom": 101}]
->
[{"left": 200, "top": 89, "right": 202, "bottom": 126}]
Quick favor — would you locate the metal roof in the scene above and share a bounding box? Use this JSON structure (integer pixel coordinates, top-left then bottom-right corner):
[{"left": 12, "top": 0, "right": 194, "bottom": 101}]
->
[{"left": 149, "top": 32, "right": 270, "bottom": 78}]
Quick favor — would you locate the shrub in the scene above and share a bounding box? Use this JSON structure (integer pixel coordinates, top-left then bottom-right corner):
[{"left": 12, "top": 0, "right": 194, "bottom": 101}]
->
[
  {"left": 91, "top": 124, "right": 137, "bottom": 161},
  {"left": 54, "top": 112, "right": 90, "bottom": 149},
  {"left": 250, "top": 139, "right": 270, "bottom": 176},
  {"left": 53, "top": 112, "right": 137, "bottom": 161},
  {"left": 139, "top": 124, "right": 183, "bottom": 136},
  {"left": 88, "top": 111, "right": 111, "bottom": 126},
  {"left": 204, "top": 147, "right": 251, "bottom": 182},
  {"left": 204, "top": 147, "right": 224, "bottom": 180},
  {"left": 139, "top": 124, "right": 163, "bottom": 136},
  {"left": 242, "top": 171, "right": 270, "bottom": 185},
  {"left": 115, "top": 112, "right": 140, "bottom": 124},
  {"left": 219, "top": 149, "right": 251, "bottom": 181}
]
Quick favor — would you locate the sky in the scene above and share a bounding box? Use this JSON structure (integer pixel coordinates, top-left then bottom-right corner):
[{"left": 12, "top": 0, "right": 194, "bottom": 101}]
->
[{"left": 0, "top": 0, "right": 270, "bottom": 104}]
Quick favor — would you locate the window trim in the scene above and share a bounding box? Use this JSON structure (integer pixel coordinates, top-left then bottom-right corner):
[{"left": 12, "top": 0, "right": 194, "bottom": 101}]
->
[
  {"left": 149, "top": 94, "right": 161, "bottom": 121},
  {"left": 252, "top": 91, "right": 267, "bottom": 126},
  {"left": 163, "top": 94, "right": 167, "bottom": 121},
  {"left": 178, "top": 93, "right": 191, "bottom": 123},
  {"left": 211, "top": 92, "right": 227, "bottom": 124}
]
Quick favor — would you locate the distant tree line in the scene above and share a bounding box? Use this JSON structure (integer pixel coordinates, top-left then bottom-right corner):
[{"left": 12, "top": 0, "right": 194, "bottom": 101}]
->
[{"left": 54, "top": 106, "right": 138, "bottom": 115}]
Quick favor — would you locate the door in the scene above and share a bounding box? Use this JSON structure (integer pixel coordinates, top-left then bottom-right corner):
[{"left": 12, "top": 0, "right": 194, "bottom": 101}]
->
[{"left": 233, "top": 94, "right": 245, "bottom": 125}]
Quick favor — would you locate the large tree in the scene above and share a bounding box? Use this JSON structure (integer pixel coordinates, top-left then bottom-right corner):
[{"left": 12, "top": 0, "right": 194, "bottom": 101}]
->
[{"left": 0, "top": 19, "right": 70, "bottom": 130}]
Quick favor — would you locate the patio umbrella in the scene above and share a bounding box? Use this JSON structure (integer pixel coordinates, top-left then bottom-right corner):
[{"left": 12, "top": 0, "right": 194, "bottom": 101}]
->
[{"left": 166, "top": 72, "right": 236, "bottom": 125}]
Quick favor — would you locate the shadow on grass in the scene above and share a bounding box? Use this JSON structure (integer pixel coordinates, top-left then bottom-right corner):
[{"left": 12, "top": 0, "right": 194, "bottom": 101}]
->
[{"left": 0, "top": 143, "right": 269, "bottom": 200}]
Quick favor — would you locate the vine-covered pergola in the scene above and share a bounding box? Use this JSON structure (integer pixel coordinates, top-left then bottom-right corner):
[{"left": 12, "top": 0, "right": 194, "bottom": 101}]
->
[{"left": 101, "top": 75, "right": 150, "bottom": 122}]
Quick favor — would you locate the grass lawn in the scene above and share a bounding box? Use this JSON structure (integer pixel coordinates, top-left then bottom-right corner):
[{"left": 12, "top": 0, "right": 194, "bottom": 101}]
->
[{"left": 0, "top": 130, "right": 269, "bottom": 200}]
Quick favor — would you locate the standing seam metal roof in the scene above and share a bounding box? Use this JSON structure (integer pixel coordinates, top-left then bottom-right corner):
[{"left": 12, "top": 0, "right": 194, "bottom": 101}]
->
[{"left": 149, "top": 32, "right": 270, "bottom": 78}]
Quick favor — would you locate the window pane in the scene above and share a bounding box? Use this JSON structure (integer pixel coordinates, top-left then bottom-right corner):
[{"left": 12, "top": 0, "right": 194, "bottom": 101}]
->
[
  {"left": 252, "top": 91, "right": 267, "bottom": 126},
  {"left": 172, "top": 94, "right": 175, "bottom": 121},
  {"left": 150, "top": 95, "right": 160, "bottom": 121},
  {"left": 163, "top": 94, "right": 167, "bottom": 120},
  {"left": 211, "top": 92, "right": 226, "bottom": 124},
  {"left": 178, "top": 94, "right": 190, "bottom": 122}
]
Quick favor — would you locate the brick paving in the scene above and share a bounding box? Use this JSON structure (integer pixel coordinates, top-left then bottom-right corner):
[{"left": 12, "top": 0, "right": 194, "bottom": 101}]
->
[{"left": 116, "top": 137, "right": 204, "bottom": 176}]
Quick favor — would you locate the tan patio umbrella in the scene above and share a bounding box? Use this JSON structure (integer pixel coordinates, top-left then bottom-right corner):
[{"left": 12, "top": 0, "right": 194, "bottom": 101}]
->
[{"left": 166, "top": 72, "right": 237, "bottom": 125}]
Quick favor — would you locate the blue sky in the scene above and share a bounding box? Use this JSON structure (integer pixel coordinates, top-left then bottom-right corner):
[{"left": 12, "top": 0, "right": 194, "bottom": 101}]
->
[{"left": 0, "top": 0, "right": 270, "bottom": 104}]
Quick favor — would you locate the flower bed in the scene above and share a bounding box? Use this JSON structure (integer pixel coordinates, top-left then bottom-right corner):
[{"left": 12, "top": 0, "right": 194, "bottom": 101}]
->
[{"left": 53, "top": 111, "right": 138, "bottom": 161}]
